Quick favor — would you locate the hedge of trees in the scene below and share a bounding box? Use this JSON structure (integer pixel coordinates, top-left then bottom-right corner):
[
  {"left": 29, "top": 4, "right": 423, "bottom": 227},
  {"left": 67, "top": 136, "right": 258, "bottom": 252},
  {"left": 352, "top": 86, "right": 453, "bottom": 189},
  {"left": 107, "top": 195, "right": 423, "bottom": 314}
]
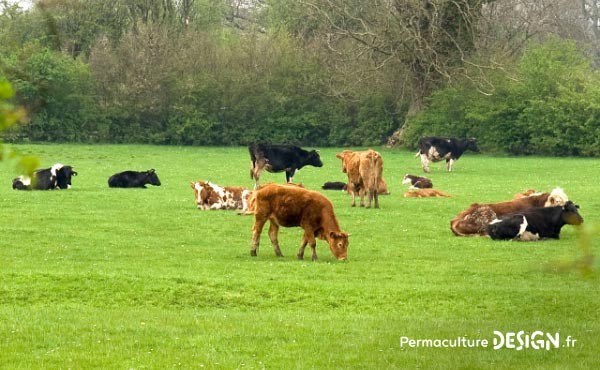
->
[
  {"left": 1, "top": 1, "right": 600, "bottom": 156},
  {"left": 403, "top": 38, "right": 600, "bottom": 156}
]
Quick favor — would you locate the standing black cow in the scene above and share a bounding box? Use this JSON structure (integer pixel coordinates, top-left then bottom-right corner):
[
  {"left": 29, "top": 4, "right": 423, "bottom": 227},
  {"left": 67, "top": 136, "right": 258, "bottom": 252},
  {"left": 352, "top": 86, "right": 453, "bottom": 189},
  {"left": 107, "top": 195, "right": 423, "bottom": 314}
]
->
[
  {"left": 108, "top": 169, "right": 161, "bottom": 188},
  {"left": 487, "top": 201, "right": 583, "bottom": 241},
  {"left": 12, "top": 163, "right": 78, "bottom": 190},
  {"left": 416, "top": 137, "right": 479, "bottom": 172},
  {"left": 248, "top": 143, "right": 323, "bottom": 188}
]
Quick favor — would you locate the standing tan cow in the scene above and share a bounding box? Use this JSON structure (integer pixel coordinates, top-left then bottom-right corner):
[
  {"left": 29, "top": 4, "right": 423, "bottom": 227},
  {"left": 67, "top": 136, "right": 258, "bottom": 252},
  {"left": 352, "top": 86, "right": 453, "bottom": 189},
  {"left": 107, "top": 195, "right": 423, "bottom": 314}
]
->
[
  {"left": 250, "top": 183, "right": 349, "bottom": 261},
  {"left": 335, "top": 149, "right": 384, "bottom": 208}
]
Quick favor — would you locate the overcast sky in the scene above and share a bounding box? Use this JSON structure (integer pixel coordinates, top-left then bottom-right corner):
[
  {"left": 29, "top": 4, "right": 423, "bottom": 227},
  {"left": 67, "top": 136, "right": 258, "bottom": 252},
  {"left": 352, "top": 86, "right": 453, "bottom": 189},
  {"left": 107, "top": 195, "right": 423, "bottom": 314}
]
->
[{"left": 7, "top": 0, "right": 32, "bottom": 10}]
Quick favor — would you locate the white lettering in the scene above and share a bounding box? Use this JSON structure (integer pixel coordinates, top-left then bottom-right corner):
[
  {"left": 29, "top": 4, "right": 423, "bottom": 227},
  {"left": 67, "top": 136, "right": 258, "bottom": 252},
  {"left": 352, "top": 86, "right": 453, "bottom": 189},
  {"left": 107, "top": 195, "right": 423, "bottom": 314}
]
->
[
  {"left": 493, "top": 331, "right": 504, "bottom": 350},
  {"left": 493, "top": 331, "right": 562, "bottom": 351}
]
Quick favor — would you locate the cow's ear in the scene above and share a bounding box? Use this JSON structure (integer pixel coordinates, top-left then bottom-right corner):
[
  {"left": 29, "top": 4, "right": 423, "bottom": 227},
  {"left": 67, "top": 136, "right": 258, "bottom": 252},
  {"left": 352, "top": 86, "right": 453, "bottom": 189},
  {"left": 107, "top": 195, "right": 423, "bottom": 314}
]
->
[
  {"left": 330, "top": 231, "right": 349, "bottom": 239},
  {"left": 149, "top": 169, "right": 155, "bottom": 173}
]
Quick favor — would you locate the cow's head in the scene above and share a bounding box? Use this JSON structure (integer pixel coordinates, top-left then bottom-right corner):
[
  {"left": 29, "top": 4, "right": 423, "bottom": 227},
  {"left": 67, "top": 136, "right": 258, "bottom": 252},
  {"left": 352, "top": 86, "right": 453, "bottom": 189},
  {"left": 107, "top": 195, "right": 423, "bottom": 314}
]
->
[
  {"left": 307, "top": 150, "right": 323, "bottom": 168},
  {"left": 146, "top": 169, "right": 161, "bottom": 186},
  {"left": 466, "top": 138, "right": 480, "bottom": 153},
  {"left": 327, "top": 231, "right": 349, "bottom": 261},
  {"left": 191, "top": 181, "right": 203, "bottom": 207},
  {"left": 55, "top": 165, "right": 77, "bottom": 189},
  {"left": 191, "top": 181, "right": 214, "bottom": 209},
  {"left": 562, "top": 201, "right": 583, "bottom": 226},
  {"left": 335, "top": 150, "right": 353, "bottom": 173},
  {"left": 545, "top": 187, "right": 568, "bottom": 207}
]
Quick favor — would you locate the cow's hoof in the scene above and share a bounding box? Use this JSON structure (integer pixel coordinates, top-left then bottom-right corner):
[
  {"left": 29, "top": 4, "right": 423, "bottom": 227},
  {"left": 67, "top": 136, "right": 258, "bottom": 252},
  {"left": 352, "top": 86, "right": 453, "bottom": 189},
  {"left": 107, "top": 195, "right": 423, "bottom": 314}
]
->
[
  {"left": 250, "top": 250, "right": 257, "bottom": 257},
  {"left": 297, "top": 254, "right": 304, "bottom": 260},
  {"left": 311, "top": 256, "right": 318, "bottom": 262}
]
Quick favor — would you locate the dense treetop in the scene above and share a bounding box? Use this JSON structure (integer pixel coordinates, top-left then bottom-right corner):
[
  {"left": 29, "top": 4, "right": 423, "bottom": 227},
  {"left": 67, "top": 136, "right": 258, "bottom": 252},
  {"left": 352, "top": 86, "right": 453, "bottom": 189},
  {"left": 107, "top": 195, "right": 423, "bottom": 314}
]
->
[{"left": 1, "top": 0, "right": 599, "bottom": 155}]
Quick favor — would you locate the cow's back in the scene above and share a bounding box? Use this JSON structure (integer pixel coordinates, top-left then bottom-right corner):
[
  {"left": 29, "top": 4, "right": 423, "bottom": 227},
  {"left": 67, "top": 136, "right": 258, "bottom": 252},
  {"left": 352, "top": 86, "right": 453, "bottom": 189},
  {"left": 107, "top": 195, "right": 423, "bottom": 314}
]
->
[
  {"left": 254, "top": 184, "right": 329, "bottom": 227},
  {"left": 359, "top": 149, "right": 382, "bottom": 189}
]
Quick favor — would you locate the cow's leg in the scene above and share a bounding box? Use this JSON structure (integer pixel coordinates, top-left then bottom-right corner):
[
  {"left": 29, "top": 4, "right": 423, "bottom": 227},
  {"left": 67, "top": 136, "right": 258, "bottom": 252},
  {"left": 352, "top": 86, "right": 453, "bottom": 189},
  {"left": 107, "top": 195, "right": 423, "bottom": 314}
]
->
[
  {"left": 373, "top": 190, "right": 379, "bottom": 209},
  {"left": 420, "top": 154, "right": 431, "bottom": 173},
  {"left": 285, "top": 169, "right": 296, "bottom": 183},
  {"left": 446, "top": 158, "right": 455, "bottom": 172},
  {"left": 252, "top": 158, "right": 267, "bottom": 189},
  {"left": 297, "top": 236, "right": 308, "bottom": 260},
  {"left": 309, "top": 240, "right": 318, "bottom": 261},
  {"left": 268, "top": 222, "right": 284, "bottom": 257},
  {"left": 348, "top": 183, "right": 357, "bottom": 207},
  {"left": 365, "top": 189, "right": 372, "bottom": 209},
  {"left": 359, "top": 188, "right": 366, "bottom": 207},
  {"left": 302, "top": 231, "right": 318, "bottom": 261},
  {"left": 251, "top": 217, "right": 267, "bottom": 256}
]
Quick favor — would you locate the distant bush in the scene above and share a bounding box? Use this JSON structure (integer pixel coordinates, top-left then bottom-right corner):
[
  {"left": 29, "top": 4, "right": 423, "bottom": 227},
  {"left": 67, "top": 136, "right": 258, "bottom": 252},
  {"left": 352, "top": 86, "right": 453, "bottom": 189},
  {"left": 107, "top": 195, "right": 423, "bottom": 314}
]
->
[{"left": 403, "top": 38, "right": 600, "bottom": 156}]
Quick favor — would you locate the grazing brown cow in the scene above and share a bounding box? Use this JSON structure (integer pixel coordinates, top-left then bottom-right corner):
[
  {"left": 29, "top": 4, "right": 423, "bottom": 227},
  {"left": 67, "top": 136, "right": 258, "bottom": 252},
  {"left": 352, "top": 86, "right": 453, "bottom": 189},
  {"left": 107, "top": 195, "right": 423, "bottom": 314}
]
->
[
  {"left": 450, "top": 187, "right": 569, "bottom": 236},
  {"left": 250, "top": 183, "right": 349, "bottom": 261},
  {"left": 335, "top": 149, "right": 384, "bottom": 208},
  {"left": 190, "top": 180, "right": 250, "bottom": 211},
  {"left": 403, "top": 189, "right": 450, "bottom": 198}
]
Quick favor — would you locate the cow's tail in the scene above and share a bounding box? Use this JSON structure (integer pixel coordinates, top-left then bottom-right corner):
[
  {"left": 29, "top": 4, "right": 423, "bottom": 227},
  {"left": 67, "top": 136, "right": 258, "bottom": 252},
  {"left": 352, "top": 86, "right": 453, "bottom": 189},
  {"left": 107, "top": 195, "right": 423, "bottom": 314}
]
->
[
  {"left": 248, "top": 143, "right": 258, "bottom": 180},
  {"left": 366, "top": 151, "right": 382, "bottom": 191}
]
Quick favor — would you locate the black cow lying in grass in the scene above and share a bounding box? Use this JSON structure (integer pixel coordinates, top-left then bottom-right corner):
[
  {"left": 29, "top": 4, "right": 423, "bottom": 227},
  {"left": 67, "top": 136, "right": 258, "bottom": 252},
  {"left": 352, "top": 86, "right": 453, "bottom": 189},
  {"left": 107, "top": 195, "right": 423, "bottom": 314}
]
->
[
  {"left": 322, "top": 181, "right": 347, "bottom": 191},
  {"left": 487, "top": 201, "right": 583, "bottom": 241},
  {"left": 108, "top": 169, "right": 161, "bottom": 188},
  {"left": 12, "top": 164, "right": 77, "bottom": 190}
]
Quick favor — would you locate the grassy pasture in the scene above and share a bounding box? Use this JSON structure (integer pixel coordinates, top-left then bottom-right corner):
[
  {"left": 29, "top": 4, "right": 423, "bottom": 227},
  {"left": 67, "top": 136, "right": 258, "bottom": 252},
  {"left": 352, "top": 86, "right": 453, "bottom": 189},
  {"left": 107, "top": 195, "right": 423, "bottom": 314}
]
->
[{"left": 0, "top": 144, "right": 599, "bottom": 369}]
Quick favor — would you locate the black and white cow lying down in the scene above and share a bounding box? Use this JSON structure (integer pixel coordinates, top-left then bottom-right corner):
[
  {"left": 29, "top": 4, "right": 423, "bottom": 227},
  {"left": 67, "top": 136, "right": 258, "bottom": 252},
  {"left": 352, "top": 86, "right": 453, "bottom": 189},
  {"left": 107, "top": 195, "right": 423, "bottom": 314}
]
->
[
  {"left": 402, "top": 174, "right": 433, "bottom": 189},
  {"left": 486, "top": 201, "right": 583, "bottom": 241},
  {"left": 416, "top": 137, "right": 479, "bottom": 172},
  {"left": 12, "top": 163, "right": 77, "bottom": 190},
  {"left": 108, "top": 169, "right": 161, "bottom": 188}
]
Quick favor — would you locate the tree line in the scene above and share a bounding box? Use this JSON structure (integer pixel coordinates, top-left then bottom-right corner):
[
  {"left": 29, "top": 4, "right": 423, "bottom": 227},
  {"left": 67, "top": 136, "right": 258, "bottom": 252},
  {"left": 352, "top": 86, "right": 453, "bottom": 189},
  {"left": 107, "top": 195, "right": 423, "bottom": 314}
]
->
[{"left": 1, "top": 0, "right": 599, "bottom": 155}]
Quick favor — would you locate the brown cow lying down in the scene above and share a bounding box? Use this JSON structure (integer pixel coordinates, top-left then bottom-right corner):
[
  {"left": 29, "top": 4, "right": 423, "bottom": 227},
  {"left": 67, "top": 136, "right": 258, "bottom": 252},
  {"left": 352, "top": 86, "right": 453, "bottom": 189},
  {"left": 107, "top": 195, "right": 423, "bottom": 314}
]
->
[
  {"left": 190, "top": 180, "right": 251, "bottom": 211},
  {"left": 403, "top": 189, "right": 450, "bottom": 198},
  {"left": 450, "top": 187, "right": 569, "bottom": 236},
  {"left": 250, "top": 183, "right": 349, "bottom": 261},
  {"left": 335, "top": 149, "right": 384, "bottom": 208}
]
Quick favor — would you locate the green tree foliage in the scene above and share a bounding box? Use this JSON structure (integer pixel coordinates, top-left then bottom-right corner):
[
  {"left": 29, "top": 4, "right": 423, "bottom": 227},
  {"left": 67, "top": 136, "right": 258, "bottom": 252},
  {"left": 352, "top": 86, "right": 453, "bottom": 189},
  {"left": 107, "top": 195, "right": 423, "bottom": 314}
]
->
[
  {"left": 0, "top": 78, "right": 39, "bottom": 175},
  {"left": 0, "top": 1, "right": 599, "bottom": 153},
  {"left": 404, "top": 38, "right": 600, "bottom": 156}
]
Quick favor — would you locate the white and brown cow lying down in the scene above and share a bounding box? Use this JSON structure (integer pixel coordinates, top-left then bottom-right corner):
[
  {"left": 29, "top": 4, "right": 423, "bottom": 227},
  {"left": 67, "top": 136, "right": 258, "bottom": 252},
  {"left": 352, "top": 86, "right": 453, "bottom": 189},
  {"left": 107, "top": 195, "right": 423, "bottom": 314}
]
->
[
  {"left": 190, "top": 180, "right": 251, "bottom": 211},
  {"left": 335, "top": 149, "right": 384, "bottom": 208},
  {"left": 450, "top": 187, "right": 569, "bottom": 236},
  {"left": 402, "top": 174, "right": 433, "bottom": 189},
  {"left": 487, "top": 201, "right": 583, "bottom": 241},
  {"left": 250, "top": 183, "right": 349, "bottom": 261}
]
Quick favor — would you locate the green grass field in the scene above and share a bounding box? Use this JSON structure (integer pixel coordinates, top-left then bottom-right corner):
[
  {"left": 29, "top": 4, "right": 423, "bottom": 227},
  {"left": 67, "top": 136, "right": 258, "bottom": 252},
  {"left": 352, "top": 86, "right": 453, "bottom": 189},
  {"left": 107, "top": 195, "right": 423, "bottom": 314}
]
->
[{"left": 1, "top": 144, "right": 598, "bottom": 369}]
